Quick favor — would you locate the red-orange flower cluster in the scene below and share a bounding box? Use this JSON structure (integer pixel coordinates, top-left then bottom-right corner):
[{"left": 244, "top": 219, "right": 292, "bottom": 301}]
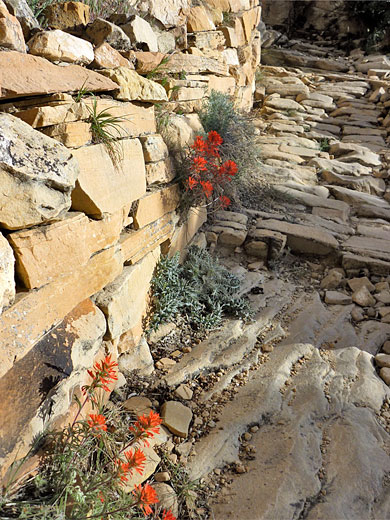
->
[
  {"left": 185, "top": 131, "right": 237, "bottom": 210},
  {"left": 129, "top": 410, "right": 162, "bottom": 447},
  {"left": 83, "top": 354, "right": 118, "bottom": 395},
  {"left": 162, "top": 509, "right": 176, "bottom": 520},
  {"left": 87, "top": 414, "right": 107, "bottom": 434},
  {"left": 116, "top": 446, "right": 148, "bottom": 484},
  {"left": 132, "top": 483, "right": 159, "bottom": 516}
]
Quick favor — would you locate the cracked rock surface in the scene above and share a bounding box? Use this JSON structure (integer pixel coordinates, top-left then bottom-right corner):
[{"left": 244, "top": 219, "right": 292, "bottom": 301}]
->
[{"left": 200, "top": 343, "right": 390, "bottom": 519}]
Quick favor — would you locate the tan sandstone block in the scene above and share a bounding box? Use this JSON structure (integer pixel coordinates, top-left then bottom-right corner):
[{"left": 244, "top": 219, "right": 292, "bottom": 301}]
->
[
  {"left": 0, "top": 0, "right": 26, "bottom": 52},
  {"left": 92, "top": 42, "right": 132, "bottom": 69},
  {"left": 133, "top": 185, "right": 181, "bottom": 229},
  {"left": 207, "top": 0, "right": 230, "bottom": 10},
  {"left": 28, "top": 29, "right": 94, "bottom": 65},
  {"left": 187, "top": 6, "right": 215, "bottom": 32},
  {"left": 8, "top": 210, "right": 125, "bottom": 289},
  {"left": 0, "top": 246, "right": 123, "bottom": 379},
  {"left": 43, "top": 1, "right": 90, "bottom": 29},
  {"left": 145, "top": 158, "right": 176, "bottom": 186},
  {"left": 100, "top": 67, "right": 168, "bottom": 103},
  {"left": 134, "top": 51, "right": 166, "bottom": 75},
  {"left": 0, "top": 51, "right": 117, "bottom": 100},
  {"left": 71, "top": 138, "right": 146, "bottom": 218},
  {"left": 234, "top": 17, "right": 246, "bottom": 46},
  {"left": 82, "top": 98, "right": 156, "bottom": 136},
  {"left": 169, "top": 206, "right": 207, "bottom": 257},
  {"left": 170, "top": 86, "right": 206, "bottom": 101},
  {"left": 208, "top": 75, "right": 236, "bottom": 95},
  {"left": 120, "top": 213, "right": 175, "bottom": 264},
  {"left": 41, "top": 121, "right": 92, "bottom": 148},
  {"left": 220, "top": 26, "right": 239, "bottom": 47},
  {"left": 13, "top": 102, "right": 89, "bottom": 128},
  {"left": 94, "top": 248, "right": 160, "bottom": 339},
  {"left": 140, "top": 134, "right": 168, "bottom": 162},
  {"left": 0, "top": 298, "right": 107, "bottom": 480},
  {"left": 160, "top": 53, "right": 229, "bottom": 76},
  {"left": 242, "top": 7, "right": 260, "bottom": 42}
]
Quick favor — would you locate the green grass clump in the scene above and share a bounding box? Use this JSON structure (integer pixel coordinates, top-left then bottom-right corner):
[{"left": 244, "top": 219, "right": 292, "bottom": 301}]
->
[
  {"left": 148, "top": 246, "right": 253, "bottom": 332},
  {"left": 86, "top": 97, "right": 128, "bottom": 164}
]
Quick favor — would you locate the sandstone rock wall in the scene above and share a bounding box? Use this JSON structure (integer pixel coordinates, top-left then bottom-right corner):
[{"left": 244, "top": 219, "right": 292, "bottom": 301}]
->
[{"left": 0, "top": 0, "right": 261, "bottom": 478}]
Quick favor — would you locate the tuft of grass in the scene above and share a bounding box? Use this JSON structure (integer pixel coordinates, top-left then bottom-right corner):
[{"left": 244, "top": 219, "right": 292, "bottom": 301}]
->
[
  {"left": 74, "top": 81, "right": 91, "bottom": 103},
  {"left": 86, "top": 96, "right": 129, "bottom": 164},
  {"left": 148, "top": 246, "right": 253, "bottom": 333},
  {"left": 146, "top": 56, "right": 171, "bottom": 80}
]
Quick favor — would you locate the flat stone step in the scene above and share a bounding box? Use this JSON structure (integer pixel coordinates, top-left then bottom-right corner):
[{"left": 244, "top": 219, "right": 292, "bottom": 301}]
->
[{"left": 257, "top": 218, "right": 339, "bottom": 255}]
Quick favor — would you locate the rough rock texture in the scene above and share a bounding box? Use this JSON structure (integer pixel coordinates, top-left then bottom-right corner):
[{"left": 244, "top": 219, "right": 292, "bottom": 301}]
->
[
  {"left": 0, "top": 0, "right": 26, "bottom": 52},
  {"left": 0, "top": 232, "right": 15, "bottom": 313},
  {"left": 43, "top": 1, "right": 90, "bottom": 30},
  {"left": 8, "top": 211, "right": 124, "bottom": 289},
  {"left": 86, "top": 17, "right": 131, "bottom": 50},
  {"left": 92, "top": 42, "right": 131, "bottom": 69},
  {"left": 122, "top": 15, "right": 158, "bottom": 52},
  {"left": 0, "top": 246, "right": 123, "bottom": 379},
  {"left": 3, "top": 0, "right": 38, "bottom": 37},
  {"left": 0, "top": 113, "right": 80, "bottom": 230},
  {"left": 136, "top": 0, "right": 189, "bottom": 27},
  {"left": 28, "top": 29, "right": 94, "bottom": 65},
  {"left": 94, "top": 249, "right": 159, "bottom": 340},
  {"left": 161, "top": 401, "right": 193, "bottom": 437},
  {"left": 100, "top": 67, "right": 168, "bottom": 102},
  {"left": 71, "top": 139, "right": 146, "bottom": 218},
  {"left": 118, "top": 336, "right": 154, "bottom": 375},
  {"left": 0, "top": 299, "right": 106, "bottom": 477},
  {"left": 0, "top": 51, "right": 117, "bottom": 99},
  {"left": 191, "top": 343, "right": 390, "bottom": 520}
]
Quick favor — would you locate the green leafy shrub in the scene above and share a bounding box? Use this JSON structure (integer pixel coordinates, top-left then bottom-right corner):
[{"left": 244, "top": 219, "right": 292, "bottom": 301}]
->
[
  {"left": 199, "top": 90, "right": 260, "bottom": 180},
  {"left": 319, "top": 138, "right": 330, "bottom": 152},
  {"left": 148, "top": 246, "right": 253, "bottom": 332}
]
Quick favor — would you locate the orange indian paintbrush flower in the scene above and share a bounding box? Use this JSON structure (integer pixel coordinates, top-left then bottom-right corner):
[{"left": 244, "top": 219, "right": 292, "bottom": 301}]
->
[
  {"left": 83, "top": 354, "right": 118, "bottom": 394},
  {"left": 87, "top": 414, "right": 107, "bottom": 433},
  {"left": 162, "top": 509, "right": 176, "bottom": 520},
  {"left": 132, "top": 483, "right": 159, "bottom": 516},
  {"left": 124, "top": 448, "right": 146, "bottom": 476},
  {"left": 129, "top": 410, "right": 162, "bottom": 447}
]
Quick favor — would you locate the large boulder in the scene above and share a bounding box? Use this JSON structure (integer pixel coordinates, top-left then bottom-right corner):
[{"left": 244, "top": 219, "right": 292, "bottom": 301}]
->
[
  {"left": 3, "top": 0, "right": 38, "bottom": 38},
  {"left": 0, "top": 0, "right": 26, "bottom": 52},
  {"left": 122, "top": 15, "right": 158, "bottom": 52},
  {"left": 99, "top": 67, "right": 168, "bottom": 102},
  {"left": 86, "top": 17, "right": 131, "bottom": 50},
  {"left": 0, "top": 113, "right": 80, "bottom": 230},
  {"left": 28, "top": 29, "right": 94, "bottom": 65},
  {"left": 0, "top": 51, "right": 117, "bottom": 100}
]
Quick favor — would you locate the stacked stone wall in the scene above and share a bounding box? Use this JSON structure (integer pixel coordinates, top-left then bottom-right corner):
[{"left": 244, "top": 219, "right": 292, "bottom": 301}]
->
[{"left": 0, "top": 0, "right": 261, "bottom": 478}]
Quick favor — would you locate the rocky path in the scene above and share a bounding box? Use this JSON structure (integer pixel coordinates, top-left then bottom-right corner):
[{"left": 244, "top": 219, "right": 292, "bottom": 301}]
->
[
  {"left": 180, "top": 40, "right": 390, "bottom": 519},
  {"left": 116, "top": 38, "right": 390, "bottom": 519}
]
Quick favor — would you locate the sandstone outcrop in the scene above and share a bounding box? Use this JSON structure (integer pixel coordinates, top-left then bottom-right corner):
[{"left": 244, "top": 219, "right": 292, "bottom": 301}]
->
[{"left": 0, "top": 113, "right": 79, "bottom": 229}]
